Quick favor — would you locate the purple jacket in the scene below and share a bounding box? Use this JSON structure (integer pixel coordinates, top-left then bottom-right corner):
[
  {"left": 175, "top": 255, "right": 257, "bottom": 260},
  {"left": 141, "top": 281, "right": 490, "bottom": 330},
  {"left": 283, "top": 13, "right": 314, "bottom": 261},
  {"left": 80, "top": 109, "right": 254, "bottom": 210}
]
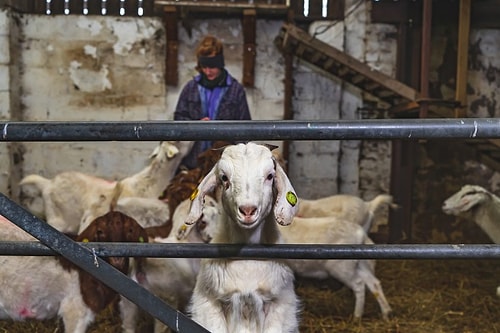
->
[{"left": 174, "top": 73, "right": 251, "bottom": 169}]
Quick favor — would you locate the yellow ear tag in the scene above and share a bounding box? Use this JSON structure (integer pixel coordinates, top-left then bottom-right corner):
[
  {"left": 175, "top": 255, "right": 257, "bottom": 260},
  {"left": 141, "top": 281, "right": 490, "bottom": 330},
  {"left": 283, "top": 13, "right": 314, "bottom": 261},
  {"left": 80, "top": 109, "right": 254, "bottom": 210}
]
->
[
  {"left": 139, "top": 236, "right": 144, "bottom": 243},
  {"left": 82, "top": 238, "right": 89, "bottom": 243},
  {"left": 180, "top": 225, "right": 187, "bottom": 231},
  {"left": 190, "top": 188, "right": 199, "bottom": 201},
  {"left": 286, "top": 191, "right": 297, "bottom": 207}
]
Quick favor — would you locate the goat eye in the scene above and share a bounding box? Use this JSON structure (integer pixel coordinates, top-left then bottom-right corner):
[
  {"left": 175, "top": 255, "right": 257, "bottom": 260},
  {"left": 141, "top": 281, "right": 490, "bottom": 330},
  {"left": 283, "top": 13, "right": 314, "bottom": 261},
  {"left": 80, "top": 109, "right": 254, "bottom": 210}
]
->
[
  {"left": 266, "top": 173, "right": 274, "bottom": 181},
  {"left": 221, "top": 174, "right": 228, "bottom": 182}
]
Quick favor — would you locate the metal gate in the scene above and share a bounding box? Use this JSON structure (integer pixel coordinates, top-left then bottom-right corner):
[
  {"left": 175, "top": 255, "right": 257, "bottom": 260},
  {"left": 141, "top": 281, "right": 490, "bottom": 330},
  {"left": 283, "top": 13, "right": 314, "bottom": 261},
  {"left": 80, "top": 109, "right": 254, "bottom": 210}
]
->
[{"left": 1, "top": 118, "right": 500, "bottom": 332}]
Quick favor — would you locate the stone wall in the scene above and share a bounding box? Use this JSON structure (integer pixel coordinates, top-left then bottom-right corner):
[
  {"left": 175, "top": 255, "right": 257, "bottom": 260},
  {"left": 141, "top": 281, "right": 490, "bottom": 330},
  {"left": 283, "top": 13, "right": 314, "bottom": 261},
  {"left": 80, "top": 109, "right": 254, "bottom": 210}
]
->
[
  {"left": 1, "top": 5, "right": 499, "bottom": 244},
  {"left": 0, "top": 10, "right": 286, "bottom": 201},
  {"left": 288, "top": 0, "right": 395, "bottom": 208}
]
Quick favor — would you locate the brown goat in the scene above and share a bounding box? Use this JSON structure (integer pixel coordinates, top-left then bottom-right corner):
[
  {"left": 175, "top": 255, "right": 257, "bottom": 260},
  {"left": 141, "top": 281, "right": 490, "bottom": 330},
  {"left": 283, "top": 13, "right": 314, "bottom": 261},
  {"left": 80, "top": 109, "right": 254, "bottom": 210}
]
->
[
  {"left": 160, "top": 141, "right": 229, "bottom": 221},
  {"left": 62, "top": 211, "right": 148, "bottom": 313}
]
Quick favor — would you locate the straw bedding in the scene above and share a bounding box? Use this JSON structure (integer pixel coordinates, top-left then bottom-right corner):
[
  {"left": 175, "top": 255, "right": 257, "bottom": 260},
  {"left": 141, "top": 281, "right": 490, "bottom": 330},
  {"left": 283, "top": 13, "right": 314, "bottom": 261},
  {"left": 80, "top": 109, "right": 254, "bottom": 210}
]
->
[{"left": 0, "top": 258, "right": 498, "bottom": 332}]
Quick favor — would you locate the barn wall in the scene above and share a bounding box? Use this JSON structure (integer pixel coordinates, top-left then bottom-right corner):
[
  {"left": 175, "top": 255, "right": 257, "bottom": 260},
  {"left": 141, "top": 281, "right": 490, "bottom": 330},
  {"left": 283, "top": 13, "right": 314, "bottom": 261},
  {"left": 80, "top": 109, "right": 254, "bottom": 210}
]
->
[
  {"left": 1, "top": 6, "right": 500, "bottom": 244},
  {"left": 17, "top": 13, "right": 172, "bottom": 198},
  {"left": 0, "top": 10, "right": 11, "bottom": 196},
  {"left": 413, "top": 25, "right": 500, "bottom": 243},
  {"left": 0, "top": 9, "right": 285, "bottom": 202},
  {"left": 0, "top": 9, "right": 23, "bottom": 199},
  {"left": 288, "top": 0, "right": 395, "bottom": 209}
]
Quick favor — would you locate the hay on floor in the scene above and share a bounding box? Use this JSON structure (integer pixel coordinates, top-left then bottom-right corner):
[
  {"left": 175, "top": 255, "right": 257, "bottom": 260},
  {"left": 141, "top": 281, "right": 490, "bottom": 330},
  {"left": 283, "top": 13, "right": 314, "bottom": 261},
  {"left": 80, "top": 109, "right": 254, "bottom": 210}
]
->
[{"left": 0, "top": 259, "right": 498, "bottom": 333}]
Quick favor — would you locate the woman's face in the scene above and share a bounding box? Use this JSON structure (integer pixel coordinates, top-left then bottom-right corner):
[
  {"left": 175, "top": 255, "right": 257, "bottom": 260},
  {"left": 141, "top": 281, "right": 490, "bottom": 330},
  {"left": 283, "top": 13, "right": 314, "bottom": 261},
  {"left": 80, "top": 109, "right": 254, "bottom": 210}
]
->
[{"left": 201, "top": 66, "right": 221, "bottom": 81}]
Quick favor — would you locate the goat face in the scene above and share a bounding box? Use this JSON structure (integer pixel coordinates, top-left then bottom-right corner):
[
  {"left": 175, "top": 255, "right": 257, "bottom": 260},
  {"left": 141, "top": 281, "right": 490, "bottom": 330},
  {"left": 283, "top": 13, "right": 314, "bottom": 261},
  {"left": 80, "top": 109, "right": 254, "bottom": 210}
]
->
[
  {"left": 79, "top": 211, "right": 147, "bottom": 270},
  {"left": 442, "top": 185, "right": 491, "bottom": 216},
  {"left": 216, "top": 144, "right": 276, "bottom": 228},
  {"left": 185, "top": 143, "right": 298, "bottom": 230},
  {"left": 76, "top": 211, "right": 148, "bottom": 313}
]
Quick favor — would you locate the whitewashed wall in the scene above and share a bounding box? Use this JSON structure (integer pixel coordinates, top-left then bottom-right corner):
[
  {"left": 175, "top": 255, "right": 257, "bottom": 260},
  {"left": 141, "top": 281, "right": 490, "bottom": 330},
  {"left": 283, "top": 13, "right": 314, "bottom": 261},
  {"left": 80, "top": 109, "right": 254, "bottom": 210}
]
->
[
  {"left": 0, "top": 4, "right": 397, "bottom": 210},
  {"left": 288, "top": 0, "right": 395, "bottom": 200},
  {"left": 19, "top": 14, "right": 170, "bottom": 194},
  {"left": 0, "top": 10, "right": 286, "bottom": 202},
  {"left": 0, "top": 10, "right": 11, "bottom": 196}
]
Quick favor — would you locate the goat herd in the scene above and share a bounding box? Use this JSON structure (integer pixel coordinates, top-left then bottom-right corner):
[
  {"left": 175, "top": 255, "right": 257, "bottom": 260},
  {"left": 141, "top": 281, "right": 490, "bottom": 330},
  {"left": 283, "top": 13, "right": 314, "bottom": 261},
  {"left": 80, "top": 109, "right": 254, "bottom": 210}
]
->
[{"left": 0, "top": 141, "right": 497, "bottom": 333}]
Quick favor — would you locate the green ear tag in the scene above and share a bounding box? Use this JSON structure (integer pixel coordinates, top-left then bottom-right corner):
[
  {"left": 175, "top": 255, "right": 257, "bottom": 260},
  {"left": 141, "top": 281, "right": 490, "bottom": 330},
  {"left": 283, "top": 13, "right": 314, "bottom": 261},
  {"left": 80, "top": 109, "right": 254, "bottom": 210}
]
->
[
  {"left": 139, "top": 236, "right": 144, "bottom": 243},
  {"left": 286, "top": 191, "right": 297, "bottom": 206},
  {"left": 82, "top": 238, "right": 89, "bottom": 243}
]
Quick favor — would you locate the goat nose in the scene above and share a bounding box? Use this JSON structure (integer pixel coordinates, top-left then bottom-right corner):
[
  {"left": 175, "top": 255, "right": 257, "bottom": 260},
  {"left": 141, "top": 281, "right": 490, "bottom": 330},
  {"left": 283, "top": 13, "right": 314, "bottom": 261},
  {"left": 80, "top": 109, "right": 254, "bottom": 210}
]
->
[{"left": 239, "top": 205, "right": 257, "bottom": 217}]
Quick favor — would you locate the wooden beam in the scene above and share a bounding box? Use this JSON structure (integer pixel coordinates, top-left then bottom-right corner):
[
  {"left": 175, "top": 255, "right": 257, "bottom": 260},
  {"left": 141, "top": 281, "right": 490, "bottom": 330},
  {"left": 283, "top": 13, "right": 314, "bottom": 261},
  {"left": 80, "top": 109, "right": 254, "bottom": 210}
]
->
[
  {"left": 163, "top": 6, "right": 178, "bottom": 86},
  {"left": 155, "top": 0, "right": 288, "bottom": 15},
  {"left": 419, "top": 0, "right": 432, "bottom": 118},
  {"left": 279, "top": 24, "right": 420, "bottom": 103},
  {"left": 242, "top": 9, "right": 256, "bottom": 87},
  {"left": 455, "top": 0, "right": 471, "bottom": 118}
]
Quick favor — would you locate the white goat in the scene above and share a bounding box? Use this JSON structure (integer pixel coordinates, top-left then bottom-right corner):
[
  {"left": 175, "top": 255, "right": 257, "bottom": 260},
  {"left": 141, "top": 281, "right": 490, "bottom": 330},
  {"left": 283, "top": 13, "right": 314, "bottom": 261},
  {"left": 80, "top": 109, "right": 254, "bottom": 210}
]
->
[
  {"left": 113, "top": 196, "right": 170, "bottom": 229},
  {"left": 442, "top": 184, "right": 500, "bottom": 244},
  {"left": 442, "top": 184, "right": 500, "bottom": 296},
  {"left": 0, "top": 213, "right": 148, "bottom": 333},
  {"left": 19, "top": 141, "right": 192, "bottom": 234},
  {"left": 297, "top": 193, "right": 396, "bottom": 233},
  {"left": 78, "top": 192, "right": 172, "bottom": 232},
  {"left": 279, "top": 216, "right": 392, "bottom": 320},
  {"left": 120, "top": 196, "right": 219, "bottom": 333},
  {"left": 181, "top": 142, "right": 300, "bottom": 333}
]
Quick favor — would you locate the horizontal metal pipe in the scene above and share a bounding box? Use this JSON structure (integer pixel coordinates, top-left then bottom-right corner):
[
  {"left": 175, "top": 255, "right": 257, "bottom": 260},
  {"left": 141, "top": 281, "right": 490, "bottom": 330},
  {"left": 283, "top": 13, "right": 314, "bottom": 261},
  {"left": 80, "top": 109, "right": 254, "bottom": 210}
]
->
[
  {"left": 2, "top": 118, "right": 500, "bottom": 141},
  {"left": 2, "top": 242, "right": 499, "bottom": 260}
]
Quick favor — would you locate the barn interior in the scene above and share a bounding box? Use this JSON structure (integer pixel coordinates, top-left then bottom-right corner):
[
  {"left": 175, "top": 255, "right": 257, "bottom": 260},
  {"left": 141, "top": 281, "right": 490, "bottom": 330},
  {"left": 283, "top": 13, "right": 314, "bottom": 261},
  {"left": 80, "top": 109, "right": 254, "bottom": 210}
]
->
[{"left": 0, "top": 0, "right": 499, "bottom": 332}]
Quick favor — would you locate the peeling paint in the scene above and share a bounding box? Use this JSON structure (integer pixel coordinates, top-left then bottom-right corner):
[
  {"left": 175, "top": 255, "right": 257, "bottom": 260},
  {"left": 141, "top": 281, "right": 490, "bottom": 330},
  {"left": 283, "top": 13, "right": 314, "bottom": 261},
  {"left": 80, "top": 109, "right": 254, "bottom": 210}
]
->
[
  {"left": 76, "top": 17, "right": 103, "bottom": 36},
  {"left": 470, "top": 94, "right": 497, "bottom": 117},
  {"left": 107, "top": 19, "right": 159, "bottom": 56},
  {"left": 84, "top": 45, "right": 97, "bottom": 59},
  {"left": 68, "top": 61, "right": 112, "bottom": 92}
]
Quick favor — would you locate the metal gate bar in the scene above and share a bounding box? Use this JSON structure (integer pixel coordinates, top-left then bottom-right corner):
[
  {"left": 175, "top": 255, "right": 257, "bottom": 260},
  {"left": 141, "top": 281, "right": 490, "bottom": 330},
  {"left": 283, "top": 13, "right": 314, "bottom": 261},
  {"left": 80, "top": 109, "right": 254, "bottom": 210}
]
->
[
  {"left": 3, "top": 240, "right": 500, "bottom": 259},
  {"left": 2, "top": 118, "right": 500, "bottom": 141},
  {"left": 2, "top": 119, "right": 500, "bottom": 332},
  {"left": 0, "top": 193, "right": 209, "bottom": 333}
]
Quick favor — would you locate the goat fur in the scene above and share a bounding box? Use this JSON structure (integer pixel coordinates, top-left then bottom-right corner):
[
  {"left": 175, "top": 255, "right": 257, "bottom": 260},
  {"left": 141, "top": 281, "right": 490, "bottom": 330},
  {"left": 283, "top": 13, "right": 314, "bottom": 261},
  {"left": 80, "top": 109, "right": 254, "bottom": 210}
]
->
[
  {"left": 279, "top": 216, "right": 392, "bottom": 319},
  {"left": 182, "top": 142, "right": 300, "bottom": 333},
  {"left": 120, "top": 196, "right": 219, "bottom": 333},
  {"left": 297, "top": 193, "right": 397, "bottom": 233},
  {"left": 19, "top": 141, "right": 192, "bottom": 234},
  {"left": 0, "top": 212, "right": 147, "bottom": 333}
]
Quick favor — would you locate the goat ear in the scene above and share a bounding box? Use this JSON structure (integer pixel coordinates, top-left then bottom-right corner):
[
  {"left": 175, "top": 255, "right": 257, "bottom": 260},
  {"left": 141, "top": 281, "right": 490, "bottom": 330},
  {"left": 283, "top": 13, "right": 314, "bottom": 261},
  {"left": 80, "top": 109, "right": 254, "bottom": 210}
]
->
[
  {"left": 262, "top": 143, "right": 279, "bottom": 151},
  {"left": 177, "top": 166, "right": 218, "bottom": 240},
  {"left": 273, "top": 161, "right": 298, "bottom": 226},
  {"left": 165, "top": 143, "right": 180, "bottom": 159}
]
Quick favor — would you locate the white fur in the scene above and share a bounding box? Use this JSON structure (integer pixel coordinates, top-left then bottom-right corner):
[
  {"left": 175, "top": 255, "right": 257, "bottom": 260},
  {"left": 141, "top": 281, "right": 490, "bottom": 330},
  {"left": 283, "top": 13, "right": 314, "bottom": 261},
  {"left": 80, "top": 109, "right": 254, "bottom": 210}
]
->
[
  {"left": 297, "top": 193, "right": 396, "bottom": 233},
  {"left": 19, "top": 141, "right": 192, "bottom": 234},
  {"left": 442, "top": 184, "right": 500, "bottom": 244},
  {"left": 183, "top": 142, "right": 300, "bottom": 333},
  {"left": 0, "top": 215, "right": 93, "bottom": 333},
  {"left": 120, "top": 196, "right": 219, "bottom": 333},
  {"left": 112, "top": 197, "right": 170, "bottom": 229},
  {"left": 279, "top": 216, "right": 392, "bottom": 319},
  {"left": 443, "top": 184, "right": 500, "bottom": 296}
]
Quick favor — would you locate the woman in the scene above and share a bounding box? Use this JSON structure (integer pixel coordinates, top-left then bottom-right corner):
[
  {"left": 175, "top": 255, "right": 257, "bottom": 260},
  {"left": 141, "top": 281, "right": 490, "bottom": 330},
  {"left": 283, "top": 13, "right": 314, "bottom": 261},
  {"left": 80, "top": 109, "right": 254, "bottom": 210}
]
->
[{"left": 174, "top": 35, "right": 252, "bottom": 170}]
